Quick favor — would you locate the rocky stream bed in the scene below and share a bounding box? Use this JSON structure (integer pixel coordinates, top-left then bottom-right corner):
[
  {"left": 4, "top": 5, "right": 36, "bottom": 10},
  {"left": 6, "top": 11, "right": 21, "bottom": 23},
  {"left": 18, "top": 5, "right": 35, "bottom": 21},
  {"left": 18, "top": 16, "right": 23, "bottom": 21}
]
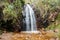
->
[{"left": 0, "top": 30, "right": 59, "bottom": 40}]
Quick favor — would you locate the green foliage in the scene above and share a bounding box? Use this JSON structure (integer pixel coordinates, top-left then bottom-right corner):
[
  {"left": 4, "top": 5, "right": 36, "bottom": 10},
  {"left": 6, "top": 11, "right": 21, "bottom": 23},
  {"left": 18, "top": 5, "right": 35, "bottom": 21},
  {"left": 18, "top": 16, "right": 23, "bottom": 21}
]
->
[
  {"left": 2, "top": 0, "right": 25, "bottom": 22},
  {"left": 3, "top": 3, "right": 17, "bottom": 21},
  {"left": 0, "top": 0, "right": 60, "bottom": 33},
  {"left": 0, "top": 0, "right": 25, "bottom": 31},
  {"left": 46, "top": 20, "right": 60, "bottom": 30},
  {"left": 34, "top": 0, "right": 60, "bottom": 18},
  {"left": 45, "top": 23, "right": 54, "bottom": 30},
  {"left": 56, "top": 13, "right": 60, "bottom": 20}
]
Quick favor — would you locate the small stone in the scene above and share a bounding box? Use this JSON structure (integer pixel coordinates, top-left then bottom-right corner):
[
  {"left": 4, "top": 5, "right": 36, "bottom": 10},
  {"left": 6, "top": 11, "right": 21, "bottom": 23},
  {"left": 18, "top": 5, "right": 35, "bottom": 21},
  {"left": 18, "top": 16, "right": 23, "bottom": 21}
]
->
[
  {"left": 54, "top": 29, "right": 59, "bottom": 33},
  {"left": 56, "top": 38, "right": 59, "bottom": 40},
  {"left": 50, "top": 38, "right": 55, "bottom": 40},
  {"left": 25, "top": 37, "right": 29, "bottom": 40}
]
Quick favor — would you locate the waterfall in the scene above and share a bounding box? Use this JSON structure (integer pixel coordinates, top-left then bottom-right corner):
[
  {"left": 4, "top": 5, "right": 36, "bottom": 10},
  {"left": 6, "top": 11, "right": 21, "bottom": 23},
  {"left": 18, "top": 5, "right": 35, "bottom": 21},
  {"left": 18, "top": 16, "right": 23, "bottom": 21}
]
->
[{"left": 22, "top": 4, "right": 39, "bottom": 33}]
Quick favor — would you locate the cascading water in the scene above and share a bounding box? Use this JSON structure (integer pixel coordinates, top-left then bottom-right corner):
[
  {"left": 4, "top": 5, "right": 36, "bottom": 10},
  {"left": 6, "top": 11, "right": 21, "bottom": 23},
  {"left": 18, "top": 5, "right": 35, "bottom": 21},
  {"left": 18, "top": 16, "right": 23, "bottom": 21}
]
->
[{"left": 22, "top": 4, "right": 39, "bottom": 33}]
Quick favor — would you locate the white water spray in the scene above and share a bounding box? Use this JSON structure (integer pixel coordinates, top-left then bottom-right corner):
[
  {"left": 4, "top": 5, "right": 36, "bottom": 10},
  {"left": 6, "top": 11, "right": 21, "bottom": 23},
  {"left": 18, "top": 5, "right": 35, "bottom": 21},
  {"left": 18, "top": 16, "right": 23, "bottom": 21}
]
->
[{"left": 22, "top": 4, "right": 39, "bottom": 33}]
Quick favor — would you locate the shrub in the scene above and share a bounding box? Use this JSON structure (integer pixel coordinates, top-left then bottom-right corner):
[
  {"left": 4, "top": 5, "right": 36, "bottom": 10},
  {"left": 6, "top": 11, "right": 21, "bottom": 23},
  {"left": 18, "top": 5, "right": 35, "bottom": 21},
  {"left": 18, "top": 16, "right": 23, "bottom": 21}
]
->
[{"left": 0, "top": 0, "right": 25, "bottom": 32}]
